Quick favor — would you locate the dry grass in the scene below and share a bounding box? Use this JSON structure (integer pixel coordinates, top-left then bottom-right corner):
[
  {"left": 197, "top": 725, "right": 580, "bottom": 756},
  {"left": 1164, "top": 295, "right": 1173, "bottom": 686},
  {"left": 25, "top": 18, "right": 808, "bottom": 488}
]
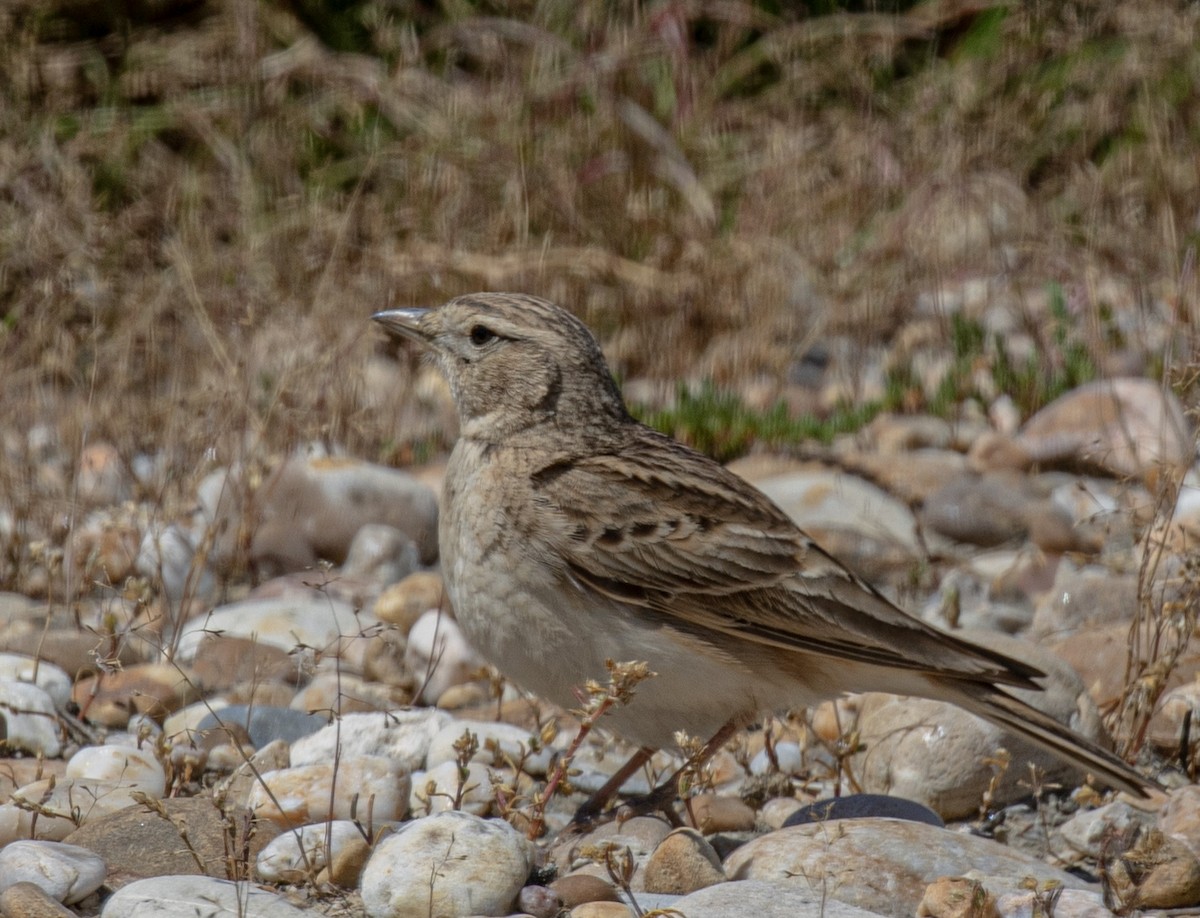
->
[{"left": 1, "top": 0, "right": 1199, "bottom": 588}]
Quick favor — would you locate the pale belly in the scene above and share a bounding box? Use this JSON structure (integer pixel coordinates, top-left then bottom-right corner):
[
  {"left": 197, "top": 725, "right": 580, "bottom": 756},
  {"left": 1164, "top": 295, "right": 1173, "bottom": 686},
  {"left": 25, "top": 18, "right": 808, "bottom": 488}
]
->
[{"left": 438, "top": 442, "right": 811, "bottom": 748}]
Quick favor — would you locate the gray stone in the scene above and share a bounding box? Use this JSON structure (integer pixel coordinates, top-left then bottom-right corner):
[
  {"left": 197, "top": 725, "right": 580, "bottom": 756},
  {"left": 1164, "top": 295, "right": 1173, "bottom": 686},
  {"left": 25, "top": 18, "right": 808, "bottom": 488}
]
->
[
  {"left": 100, "top": 876, "right": 310, "bottom": 917},
  {"left": 197, "top": 704, "right": 329, "bottom": 748},
  {"left": 724, "top": 819, "right": 1088, "bottom": 918},
  {"left": 0, "top": 841, "right": 107, "bottom": 904}
]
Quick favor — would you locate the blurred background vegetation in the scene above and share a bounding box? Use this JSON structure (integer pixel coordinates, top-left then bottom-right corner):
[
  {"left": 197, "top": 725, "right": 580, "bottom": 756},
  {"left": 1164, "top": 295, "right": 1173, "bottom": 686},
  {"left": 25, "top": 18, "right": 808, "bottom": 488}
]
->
[{"left": 1, "top": 0, "right": 1197, "bottom": 497}]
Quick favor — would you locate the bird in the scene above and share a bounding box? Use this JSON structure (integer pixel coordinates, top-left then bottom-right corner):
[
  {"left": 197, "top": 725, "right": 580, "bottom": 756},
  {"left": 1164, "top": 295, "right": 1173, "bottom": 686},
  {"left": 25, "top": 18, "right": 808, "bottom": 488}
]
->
[{"left": 371, "top": 292, "right": 1155, "bottom": 819}]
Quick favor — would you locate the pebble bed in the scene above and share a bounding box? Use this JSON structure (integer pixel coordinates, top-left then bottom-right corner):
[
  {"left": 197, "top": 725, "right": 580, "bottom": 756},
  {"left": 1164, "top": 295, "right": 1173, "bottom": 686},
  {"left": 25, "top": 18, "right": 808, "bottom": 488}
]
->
[{"left": 0, "top": 373, "right": 1197, "bottom": 918}]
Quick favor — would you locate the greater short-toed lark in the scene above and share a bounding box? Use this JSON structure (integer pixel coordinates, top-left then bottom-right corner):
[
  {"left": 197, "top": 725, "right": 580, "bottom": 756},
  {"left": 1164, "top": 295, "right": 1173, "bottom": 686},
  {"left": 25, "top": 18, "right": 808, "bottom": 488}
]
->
[{"left": 373, "top": 292, "right": 1153, "bottom": 816}]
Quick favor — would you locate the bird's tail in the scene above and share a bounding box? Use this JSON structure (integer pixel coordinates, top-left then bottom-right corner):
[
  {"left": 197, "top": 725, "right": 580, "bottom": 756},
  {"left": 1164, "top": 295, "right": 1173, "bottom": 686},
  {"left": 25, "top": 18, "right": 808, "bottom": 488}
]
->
[{"left": 944, "top": 680, "right": 1158, "bottom": 798}]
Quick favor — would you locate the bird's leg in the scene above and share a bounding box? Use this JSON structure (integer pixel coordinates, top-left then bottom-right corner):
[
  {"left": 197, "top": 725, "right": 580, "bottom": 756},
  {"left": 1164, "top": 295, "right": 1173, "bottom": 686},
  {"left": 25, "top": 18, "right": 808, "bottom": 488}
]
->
[
  {"left": 585, "top": 720, "right": 742, "bottom": 827},
  {"left": 570, "top": 745, "right": 655, "bottom": 826}
]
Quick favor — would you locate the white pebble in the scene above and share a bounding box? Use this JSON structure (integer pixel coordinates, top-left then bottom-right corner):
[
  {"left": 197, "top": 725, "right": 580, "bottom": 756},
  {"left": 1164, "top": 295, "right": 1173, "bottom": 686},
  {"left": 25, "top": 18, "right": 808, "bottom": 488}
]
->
[
  {"left": 0, "top": 840, "right": 107, "bottom": 904},
  {"left": 101, "top": 876, "right": 309, "bottom": 917},
  {"left": 405, "top": 610, "right": 486, "bottom": 704},
  {"left": 0, "top": 681, "right": 62, "bottom": 756},
  {"left": 361, "top": 812, "right": 534, "bottom": 918},
  {"left": 409, "top": 760, "right": 496, "bottom": 817},
  {"left": 749, "top": 742, "right": 805, "bottom": 776},
  {"left": 247, "top": 756, "right": 411, "bottom": 829},
  {"left": 426, "top": 719, "right": 553, "bottom": 775},
  {"left": 66, "top": 745, "right": 166, "bottom": 796},
  {"left": 0, "top": 653, "right": 72, "bottom": 706},
  {"left": 256, "top": 820, "right": 368, "bottom": 883}
]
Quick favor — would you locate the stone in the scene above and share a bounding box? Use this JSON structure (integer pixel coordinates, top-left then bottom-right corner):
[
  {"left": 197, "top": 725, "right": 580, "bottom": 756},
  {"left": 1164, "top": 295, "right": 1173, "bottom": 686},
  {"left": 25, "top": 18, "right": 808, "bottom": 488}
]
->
[
  {"left": 290, "top": 671, "right": 408, "bottom": 715},
  {"left": 426, "top": 719, "right": 554, "bottom": 775},
  {"left": 409, "top": 760, "right": 497, "bottom": 817},
  {"left": 288, "top": 708, "right": 451, "bottom": 773},
  {"left": 174, "top": 596, "right": 375, "bottom": 661},
  {"left": 249, "top": 456, "right": 438, "bottom": 574},
  {"left": 685, "top": 794, "right": 756, "bottom": 833},
  {"left": 1015, "top": 378, "right": 1193, "bottom": 479},
  {"left": 920, "top": 472, "right": 1086, "bottom": 552},
  {"left": 783, "top": 794, "right": 943, "bottom": 828},
  {"left": 642, "top": 827, "right": 726, "bottom": 894},
  {"left": 760, "top": 796, "right": 804, "bottom": 830},
  {"left": 724, "top": 819, "right": 1088, "bottom": 917},
  {"left": 72, "top": 663, "right": 200, "bottom": 727},
  {"left": 671, "top": 878, "right": 884, "bottom": 916},
  {"left": 360, "top": 812, "right": 534, "bottom": 918},
  {"left": 0, "top": 840, "right": 107, "bottom": 904},
  {"left": 63, "top": 797, "right": 268, "bottom": 888},
  {"left": 65, "top": 745, "right": 166, "bottom": 796},
  {"left": 0, "top": 653, "right": 72, "bottom": 706},
  {"left": 749, "top": 741, "right": 805, "bottom": 777},
  {"left": 571, "top": 904, "right": 635, "bottom": 918},
  {"left": 3, "top": 779, "right": 144, "bottom": 841},
  {"left": 100, "top": 876, "right": 310, "bottom": 917},
  {"left": 135, "top": 522, "right": 216, "bottom": 605},
  {"left": 342, "top": 523, "right": 420, "bottom": 586},
  {"left": 255, "top": 820, "right": 368, "bottom": 884},
  {"left": 227, "top": 680, "right": 295, "bottom": 708},
  {"left": 0, "top": 680, "right": 62, "bottom": 756},
  {"left": 327, "top": 834, "right": 372, "bottom": 888},
  {"left": 69, "top": 517, "right": 139, "bottom": 585},
  {"left": 0, "top": 758, "right": 67, "bottom": 799},
  {"left": 756, "top": 470, "right": 921, "bottom": 553},
  {"left": 1057, "top": 801, "right": 1157, "bottom": 859},
  {"left": 373, "top": 571, "right": 446, "bottom": 633},
  {"left": 917, "top": 876, "right": 998, "bottom": 918},
  {"left": 550, "top": 816, "right": 672, "bottom": 889},
  {"left": 1105, "top": 828, "right": 1200, "bottom": 910},
  {"left": 1031, "top": 565, "right": 1137, "bottom": 640},
  {"left": 0, "top": 626, "right": 131, "bottom": 684},
  {"left": 851, "top": 633, "right": 1111, "bottom": 819},
  {"left": 994, "top": 887, "right": 1115, "bottom": 918},
  {"left": 246, "top": 756, "right": 410, "bottom": 829},
  {"left": 549, "top": 873, "right": 621, "bottom": 908},
  {"left": 187, "top": 635, "right": 301, "bottom": 693},
  {"left": 515, "top": 885, "right": 561, "bottom": 918},
  {"left": 0, "top": 881, "right": 77, "bottom": 918},
  {"left": 197, "top": 704, "right": 329, "bottom": 748},
  {"left": 74, "top": 442, "right": 131, "bottom": 506},
  {"left": 405, "top": 609, "right": 487, "bottom": 705},
  {"left": 1158, "top": 784, "right": 1200, "bottom": 857},
  {"left": 213, "top": 739, "right": 291, "bottom": 809},
  {"left": 1149, "top": 681, "right": 1200, "bottom": 751}
]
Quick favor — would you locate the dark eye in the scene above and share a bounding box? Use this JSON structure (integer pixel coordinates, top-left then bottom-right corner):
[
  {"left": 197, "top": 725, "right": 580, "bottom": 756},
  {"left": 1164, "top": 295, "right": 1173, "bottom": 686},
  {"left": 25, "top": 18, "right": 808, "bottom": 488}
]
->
[{"left": 469, "top": 324, "right": 496, "bottom": 346}]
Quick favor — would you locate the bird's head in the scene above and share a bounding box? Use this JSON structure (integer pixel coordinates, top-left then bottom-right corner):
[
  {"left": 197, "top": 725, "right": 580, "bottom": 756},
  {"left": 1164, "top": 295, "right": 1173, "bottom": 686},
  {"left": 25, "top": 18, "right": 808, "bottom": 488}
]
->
[{"left": 373, "top": 293, "right": 629, "bottom": 442}]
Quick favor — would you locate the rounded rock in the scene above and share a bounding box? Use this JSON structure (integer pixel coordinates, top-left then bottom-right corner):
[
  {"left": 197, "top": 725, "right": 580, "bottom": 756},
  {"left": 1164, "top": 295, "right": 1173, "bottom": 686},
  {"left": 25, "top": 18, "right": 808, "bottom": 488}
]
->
[
  {"left": 65, "top": 745, "right": 166, "bottom": 796},
  {"left": 100, "top": 876, "right": 310, "bottom": 917},
  {"left": 0, "top": 881, "right": 77, "bottom": 918},
  {"left": 256, "top": 820, "right": 368, "bottom": 884},
  {"left": 289, "top": 708, "right": 451, "bottom": 773},
  {"left": 360, "top": 812, "right": 534, "bottom": 918},
  {"left": 642, "top": 827, "right": 726, "bottom": 894},
  {"left": 0, "top": 680, "right": 61, "bottom": 756},
  {"left": 247, "top": 756, "right": 411, "bottom": 829},
  {"left": 426, "top": 719, "right": 553, "bottom": 775},
  {"left": 0, "top": 653, "right": 72, "bottom": 707},
  {"left": 0, "top": 840, "right": 107, "bottom": 904},
  {"left": 405, "top": 610, "right": 486, "bottom": 705}
]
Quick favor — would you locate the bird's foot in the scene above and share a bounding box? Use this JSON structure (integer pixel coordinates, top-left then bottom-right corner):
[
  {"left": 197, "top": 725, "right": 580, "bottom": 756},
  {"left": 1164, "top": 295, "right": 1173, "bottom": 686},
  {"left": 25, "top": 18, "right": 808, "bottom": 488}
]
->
[{"left": 566, "top": 776, "right": 684, "bottom": 832}]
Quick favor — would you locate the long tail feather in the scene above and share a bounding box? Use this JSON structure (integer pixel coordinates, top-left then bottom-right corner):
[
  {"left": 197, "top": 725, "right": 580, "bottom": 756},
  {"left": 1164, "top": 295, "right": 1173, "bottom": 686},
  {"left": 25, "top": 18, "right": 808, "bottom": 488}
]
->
[{"left": 945, "top": 681, "right": 1157, "bottom": 798}]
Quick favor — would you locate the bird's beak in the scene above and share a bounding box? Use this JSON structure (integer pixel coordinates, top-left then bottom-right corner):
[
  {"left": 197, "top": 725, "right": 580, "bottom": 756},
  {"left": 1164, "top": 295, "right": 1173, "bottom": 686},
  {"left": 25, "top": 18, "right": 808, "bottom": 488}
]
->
[{"left": 372, "top": 308, "right": 432, "bottom": 343}]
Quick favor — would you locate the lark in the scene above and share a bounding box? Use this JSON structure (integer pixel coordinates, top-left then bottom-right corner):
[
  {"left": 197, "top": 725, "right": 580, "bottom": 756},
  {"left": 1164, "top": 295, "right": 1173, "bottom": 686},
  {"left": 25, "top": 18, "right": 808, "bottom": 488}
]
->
[{"left": 373, "top": 292, "right": 1153, "bottom": 819}]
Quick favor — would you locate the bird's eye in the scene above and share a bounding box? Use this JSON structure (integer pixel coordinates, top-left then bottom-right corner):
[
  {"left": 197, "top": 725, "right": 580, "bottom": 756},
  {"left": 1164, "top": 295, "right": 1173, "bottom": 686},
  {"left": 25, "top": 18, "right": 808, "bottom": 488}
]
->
[{"left": 469, "top": 325, "right": 496, "bottom": 346}]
